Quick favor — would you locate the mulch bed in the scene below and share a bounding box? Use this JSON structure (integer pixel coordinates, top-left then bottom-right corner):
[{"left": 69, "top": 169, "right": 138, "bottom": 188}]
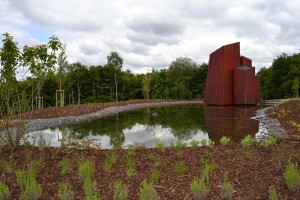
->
[{"left": 1, "top": 142, "right": 300, "bottom": 199}]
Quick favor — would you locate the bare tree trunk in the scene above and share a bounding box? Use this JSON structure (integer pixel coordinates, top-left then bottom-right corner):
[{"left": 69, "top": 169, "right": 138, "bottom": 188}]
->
[{"left": 77, "top": 83, "right": 81, "bottom": 104}]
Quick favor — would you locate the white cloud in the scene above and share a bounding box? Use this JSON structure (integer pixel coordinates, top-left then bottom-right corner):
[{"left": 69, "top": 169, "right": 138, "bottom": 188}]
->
[{"left": 1, "top": 0, "right": 299, "bottom": 73}]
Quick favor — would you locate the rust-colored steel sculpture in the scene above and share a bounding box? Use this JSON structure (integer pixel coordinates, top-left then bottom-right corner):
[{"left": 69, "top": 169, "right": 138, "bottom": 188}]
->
[{"left": 204, "top": 42, "right": 261, "bottom": 105}]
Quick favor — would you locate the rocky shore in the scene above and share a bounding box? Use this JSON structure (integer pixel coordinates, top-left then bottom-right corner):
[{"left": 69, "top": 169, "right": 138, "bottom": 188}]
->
[
  {"left": 254, "top": 107, "right": 285, "bottom": 140},
  {"left": 25, "top": 101, "right": 203, "bottom": 133}
]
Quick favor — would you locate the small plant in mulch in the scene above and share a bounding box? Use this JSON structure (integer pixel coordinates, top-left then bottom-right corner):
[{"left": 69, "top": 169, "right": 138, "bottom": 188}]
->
[
  {"left": 220, "top": 174, "right": 233, "bottom": 199},
  {"left": 176, "top": 148, "right": 184, "bottom": 156},
  {"left": 174, "top": 161, "right": 187, "bottom": 175},
  {"left": 84, "top": 179, "right": 102, "bottom": 200},
  {"left": 200, "top": 139, "right": 207, "bottom": 146},
  {"left": 0, "top": 181, "right": 11, "bottom": 200},
  {"left": 144, "top": 152, "right": 155, "bottom": 160},
  {"left": 0, "top": 157, "right": 13, "bottom": 173},
  {"left": 57, "top": 182, "right": 74, "bottom": 200},
  {"left": 124, "top": 156, "right": 135, "bottom": 177},
  {"left": 154, "top": 159, "right": 167, "bottom": 169},
  {"left": 220, "top": 136, "right": 230, "bottom": 146},
  {"left": 150, "top": 169, "right": 160, "bottom": 183},
  {"left": 155, "top": 141, "right": 165, "bottom": 153},
  {"left": 268, "top": 187, "right": 279, "bottom": 200},
  {"left": 175, "top": 140, "right": 187, "bottom": 148},
  {"left": 283, "top": 161, "right": 300, "bottom": 192},
  {"left": 110, "top": 179, "right": 128, "bottom": 200},
  {"left": 190, "top": 177, "right": 209, "bottom": 200},
  {"left": 201, "top": 162, "right": 217, "bottom": 184},
  {"left": 78, "top": 159, "right": 95, "bottom": 181},
  {"left": 138, "top": 179, "right": 159, "bottom": 200},
  {"left": 190, "top": 140, "right": 200, "bottom": 148},
  {"left": 260, "top": 135, "right": 277, "bottom": 148},
  {"left": 19, "top": 178, "right": 42, "bottom": 200},
  {"left": 207, "top": 139, "right": 215, "bottom": 147},
  {"left": 240, "top": 135, "right": 255, "bottom": 147},
  {"left": 60, "top": 157, "right": 71, "bottom": 175},
  {"left": 103, "top": 152, "right": 118, "bottom": 172}
]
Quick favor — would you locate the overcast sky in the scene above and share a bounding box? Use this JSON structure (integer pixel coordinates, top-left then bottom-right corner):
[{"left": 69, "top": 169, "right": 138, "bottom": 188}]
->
[{"left": 1, "top": 0, "right": 299, "bottom": 74}]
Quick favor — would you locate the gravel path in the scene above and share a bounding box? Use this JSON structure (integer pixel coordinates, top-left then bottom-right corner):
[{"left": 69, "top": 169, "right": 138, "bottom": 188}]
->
[
  {"left": 254, "top": 107, "right": 285, "bottom": 140},
  {"left": 25, "top": 101, "right": 203, "bottom": 133}
]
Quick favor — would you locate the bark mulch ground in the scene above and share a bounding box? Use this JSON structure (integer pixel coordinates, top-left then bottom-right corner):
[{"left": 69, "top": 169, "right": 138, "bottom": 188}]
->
[{"left": 1, "top": 142, "right": 300, "bottom": 200}]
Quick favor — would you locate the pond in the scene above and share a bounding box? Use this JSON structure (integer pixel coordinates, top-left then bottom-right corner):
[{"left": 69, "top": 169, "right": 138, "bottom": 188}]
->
[{"left": 26, "top": 105, "right": 262, "bottom": 149}]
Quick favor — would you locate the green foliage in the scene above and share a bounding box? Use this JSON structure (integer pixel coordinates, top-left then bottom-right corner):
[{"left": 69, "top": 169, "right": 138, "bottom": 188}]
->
[
  {"left": 138, "top": 179, "right": 158, "bottom": 200},
  {"left": 84, "top": 179, "right": 101, "bottom": 200},
  {"left": 260, "top": 136, "right": 277, "bottom": 148},
  {"left": 207, "top": 139, "right": 215, "bottom": 147},
  {"left": 220, "top": 137, "right": 230, "bottom": 146},
  {"left": 111, "top": 179, "right": 128, "bottom": 200},
  {"left": 0, "top": 157, "right": 13, "bottom": 173},
  {"left": 103, "top": 152, "right": 118, "bottom": 172},
  {"left": 190, "top": 177, "right": 209, "bottom": 200},
  {"left": 57, "top": 182, "right": 74, "bottom": 200},
  {"left": 124, "top": 156, "right": 135, "bottom": 177},
  {"left": 154, "top": 160, "right": 167, "bottom": 169},
  {"left": 220, "top": 174, "right": 233, "bottom": 199},
  {"left": 155, "top": 142, "right": 165, "bottom": 153},
  {"left": 60, "top": 157, "right": 71, "bottom": 175},
  {"left": 283, "top": 161, "right": 300, "bottom": 192},
  {"left": 268, "top": 187, "right": 279, "bottom": 200},
  {"left": 240, "top": 135, "right": 255, "bottom": 147},
  {"left": 19, "top": 178, "right": 42, "bottom": 200},
  {"left": 0, "top": 181, "right": 11, "bottom": 200},
  {"left": 78, "top": 159, "right": 95, "bottom": 181},
  {"left": 174, "top": 161, "right": 187, "bottom": 175},
  {"left": 201, "top": 163, "right": 217, "bottom": 184},
  {"left": 150, "top": 169, "right": 160, "bottom": 183},
  {"left": 144, "top": 153, "right": 155, "bottom": 160},
  {"left": 190, "top": 140, "right": 200, "bottom": 148},
  {"left": 175, "top": 140, "right": 187, "bottom": 148},
  {"left": 16, "top": 169, "right": 28, "bottom": 190},
  {"left": 27, "top": 157, "right": 44, "bottom": 176},
  {"left": 200, "top": 139, "right": 207, "bottom": 146}
]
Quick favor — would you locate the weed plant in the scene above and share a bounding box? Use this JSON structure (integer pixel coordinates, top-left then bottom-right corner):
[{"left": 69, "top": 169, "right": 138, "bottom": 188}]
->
[
  {"left": 201, "top": 163, "right": 217, "bottom": 184},
  {"left": 174, "top": 161, "right": 187, "bottom": 175},
  {"left": 220, "top": 137, "right": 230, "bottom": 145},
  {"left": 103, "top": 153, "right": 118, "bottom": 172},
  {"left": 78, "top": 159, "right": 95, "bottom": 181},
  {"left": 0, "top": 157, "right": 13, "bottom": 173},
  {"left": 60, "top": 157, "right": 71, "bottom": 175},
  {"left": 138, "top": 179, "right": 158, "bottom": 200},
  {"left": 190, "top": 177, "right": 208, "bottom": 200},
  {"left": 283, "top": 161, "right": 300, "bottom": 192},
  {"left": 150, "top": 169, "right": 160, "bottom": 183},
  {"left": 111, "top": 179, "right": 128, "bottom": 200},
  {"left": 0, "top": 181, "right": 11, "bottom": 200},
  {"left": 84, "top": 179, "right": 101, "bottom": 200},
  {"left": 260, "top": 136, "right": 277, "bottom": 148},
  {"left": 240, "top": 135, "right": 255, "bottom": 147},
  {"left": 57, "top": 182, "right": 74, "bottom": 200},
  {"left": 200, "top": 139, "right": 207, "bottom": 146},
  {"left": 220, "top": 174, "right": 233, "bottom": 199},
  {"left": 28, "top": 156, "right": 44, "bottom": 176},
  {"left": 175, "top": 140, "right": 187, "bottom": 148},
  {"left": 207, "top": 139, "right": 215, "bottom": 147},
  {"left": 19, "top": 179, "right": 42, "bottom": 200},
  {"left": 190, "top": 140, "right": 200, "bottom": 148},
  {"left": 155, "top": 142, "right": 165, "bottom": 153},
  {"left": 268, "top": 187, "right": 279, "bottom": 200},
  {"left": 124, "top": 156, "right": 135, "bottom": 177}
]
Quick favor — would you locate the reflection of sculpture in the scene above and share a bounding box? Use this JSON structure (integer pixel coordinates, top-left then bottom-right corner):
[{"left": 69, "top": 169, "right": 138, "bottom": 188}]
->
[
  {"left": 204, "top": 106, "right": 259, "bottom": 143},
  {"left": 204, "top": 42, "right": 261, "bottom": 105}
]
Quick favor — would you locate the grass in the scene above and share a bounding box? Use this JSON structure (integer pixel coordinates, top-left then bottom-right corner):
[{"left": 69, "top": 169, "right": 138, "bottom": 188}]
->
[
  {"left": 155, "top": 141, "right": 165, "bottom": 153},
  {"left": 268, "top": 187, "right": 279, "bottom": 200},
  {"left": 150, "top": 169, "right": 160, "bottom": 183},
  {"left": 138, "top": 179, "right": 158, "bottom": 200},
  {"left": 174, "top": 161, "right": 187, "bottom": 175},
  {"left": 240, "top": 135, "right": 255, "bottom": 147},
  {"left": 19, "top": 178, "right": 42, "bottom": 200},
  {"left": 220, "top": 174, "right": 233, "bottom": 199},
  {"left": 0, "top": 181, "right": 11, "bottom": 200},
  {"left": 260, "top": 135, "right": 277, "bottom": 148},
  {"left": 84, "top": 179, "right": 101, "bottom": 200},
  {"left": 0, "top": 157, "right": 13, "bottom": 173},
  {"left": 57, "top": 182, "right": 74, "bottom": 200},
  {"left": 154, "top": 159, "right": 167, "bottom": 169},
  {"left": 283, "top": 161, "right": 300, "bottom": 192},
  {"left": 144, "top": 152, "right": 155, "bottom": 160},
  {"left": 124, "top": 156, "right": 135, "bottom": 178},
  {"left": 190, "top": 177, "right": 208, "bottom": 200},
  {"left": 103, "top": 152, "right": 118, "bottom": 172},
  {"left": 60, "top": 157, "right": 71, "bottom": 175},
  {"left": 111, "top": 179, "right": 128, "bottom": 200},
  {"left": 201, "top": 162, "right": 217, "bottom": 184},
  {"left": 175, "top": 140, "right": 187, "bottom": 148},
  {"left": 78, "top": 159, "right": 95, "bottom": 181},
  {"left": 190, "top": 140, "right": 200, "bottom": 148}
]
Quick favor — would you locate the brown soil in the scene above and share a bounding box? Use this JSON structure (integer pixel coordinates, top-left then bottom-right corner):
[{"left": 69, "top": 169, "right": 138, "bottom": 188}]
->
[{"left": 1, "top": 143, "right": 300, "bottom": 200}]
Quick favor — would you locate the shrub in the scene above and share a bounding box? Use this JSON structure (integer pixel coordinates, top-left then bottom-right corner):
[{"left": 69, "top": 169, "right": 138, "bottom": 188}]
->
[
  {"left": 268, "top": 187, "right": 279, "bottom": 200},
  {"left": 138, "top": 179, "right": 158, "bottom": 200},
  {"left": 175, "top": 140, "right": 187, "bottom": 148},
  {"left": 58, "top": 182, "right": 74, "bottom": 200},
  {"left": 0, "top": 181, "right": 11, "bottom": 200},
  {"left": 283, "top": 161, "right": 300, "bottom": 192},
  {"left": 60, "top": 157, "right": 71, "bottom": 175},
  {"left": 190, "top": 140, "right": 200, "bottom": 148},
  {"left": 155, "top": 142, "right": 165, "bottom": 153},
  {"left": 103, "top": 153, "right": 118, "bottom": 172},
  {"left": 174, "top": 161, "right": 187, "bottom": 175},
  {"left": 111, "top": 179, "right": 128, "bottom": 200},
  {"left": 19, "top": 179, "right": 42, "bottom": 200},
  {"left": 260, "top": 136, "right": 277, "bottom": 148},
  {"left": 200, "top": 139, "right": 207, "bottom": 146},
  {"left": 190, "top": 177, "right": 208, "bottom": 200},
  {"left": 150, "top": 169, "right": 160, "bottom": 183},
  {"left": 220, "top": 137, "right": 230, "bottom": 146},
  {"left": 78, "top": 159, "right": 95, "bottom": 181},
  {"left": 0, "top": 157, "right": 13, "bottom": 173},
  {"left": 84, "top": 179, "right": 101, "bottom": 200},
  {"left": 220, "top": 174, "right": 233, "bottom": 199},
  {"left": 240, "top": 135, "right": 255, "bottom": 147}
]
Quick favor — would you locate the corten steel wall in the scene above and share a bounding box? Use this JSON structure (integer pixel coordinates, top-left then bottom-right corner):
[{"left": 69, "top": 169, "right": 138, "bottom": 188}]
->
[
  {"left": 240, "top": 56, "right": 252, "bottom": 66},
  {"left": 204, "top": 42, "right": 240, "bottom": 105},
  {"left": 234, "top": 67, "right": 260, "bottom": 104}
]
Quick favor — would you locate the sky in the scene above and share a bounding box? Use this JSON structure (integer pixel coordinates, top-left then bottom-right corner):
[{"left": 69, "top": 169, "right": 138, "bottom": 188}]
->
[{"left": 1, "top": 0, "right": 299, "bottom": 74}]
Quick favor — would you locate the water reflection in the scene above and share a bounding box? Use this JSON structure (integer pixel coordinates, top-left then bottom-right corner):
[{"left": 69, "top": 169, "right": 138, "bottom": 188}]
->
[{"left": 26, "top": 105, "right": 261, "bottom": 148}]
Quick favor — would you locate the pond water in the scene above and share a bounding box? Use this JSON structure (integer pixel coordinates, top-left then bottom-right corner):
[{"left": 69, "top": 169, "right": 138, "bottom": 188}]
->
[{"left": 26, "top": 105, "right": 262, "bottom": 149}]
